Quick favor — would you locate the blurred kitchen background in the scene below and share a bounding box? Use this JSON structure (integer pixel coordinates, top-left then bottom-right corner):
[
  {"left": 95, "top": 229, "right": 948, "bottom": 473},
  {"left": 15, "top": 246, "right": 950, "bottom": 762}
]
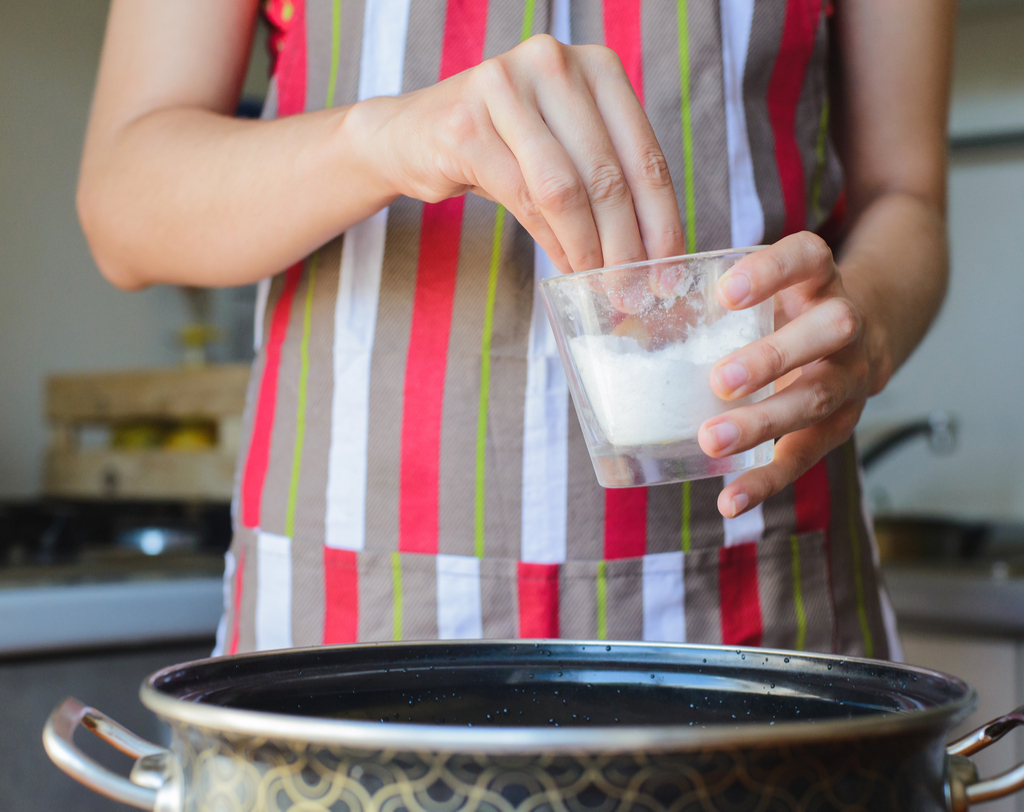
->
[{"left": 1, "top": 0, "right": 1024, "bottom": 810}]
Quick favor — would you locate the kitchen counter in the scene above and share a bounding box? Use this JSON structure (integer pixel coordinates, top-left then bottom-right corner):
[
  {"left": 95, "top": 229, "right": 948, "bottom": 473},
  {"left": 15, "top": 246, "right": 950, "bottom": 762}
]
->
[
  {"left": 885, "top": 563, "right": 1024, "bottom": 637},
  {"left": 0, "top": 575, "right": 222, "bottom": 657}
]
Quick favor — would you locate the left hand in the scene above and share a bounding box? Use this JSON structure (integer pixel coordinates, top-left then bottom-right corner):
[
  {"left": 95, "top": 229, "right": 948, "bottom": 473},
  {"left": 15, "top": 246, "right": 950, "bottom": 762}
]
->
[{"left": 697, "top": 232, "right": 879, "bottom": 519}]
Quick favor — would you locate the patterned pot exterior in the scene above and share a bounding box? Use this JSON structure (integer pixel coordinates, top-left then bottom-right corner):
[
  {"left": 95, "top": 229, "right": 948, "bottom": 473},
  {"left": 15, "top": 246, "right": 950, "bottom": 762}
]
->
[{"left": 172, "top": 723, "right": 948, "bottom": 812}]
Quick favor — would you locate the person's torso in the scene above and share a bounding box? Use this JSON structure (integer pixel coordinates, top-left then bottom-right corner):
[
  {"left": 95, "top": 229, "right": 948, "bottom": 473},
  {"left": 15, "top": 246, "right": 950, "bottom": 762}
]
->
[{"left": 219, "top": 0, "right": 895, "bottom": 660}]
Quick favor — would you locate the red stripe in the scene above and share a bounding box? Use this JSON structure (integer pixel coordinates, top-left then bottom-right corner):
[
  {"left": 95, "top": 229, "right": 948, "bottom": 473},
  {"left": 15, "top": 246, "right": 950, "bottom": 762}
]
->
[
  {"left": 794, "top": 458, "right": 830, "bottom": 534},
  {"left": 718, "top": 542, "right": 763, "bottom": 646},
  {"left": 766, "top": 0, "right": 822, "bottom": 236},
  {"left": 602, "top": 0, "right": 644, "bottom": 106},
  {"left": 398, "top": 0, "right": 490, "bottom": 554},
  {"left": 794, "top": 457, "right": 838, "bottom": 651},
  {"left": 241, "top": 264, "right": 302, "bottom": 529},
  {"left": 518, "top": 562, "right": 560, "bottom": 638},
  {"left": 228, "top": 546, "right": 246, "bottom": 656},
  {"left": 599, "top": 0, "right": 647, "bottom": 562},
  {"left": 267, "top": 0, "right": 307, "bottom": 116},
  {"left": 323, "top": 548, "right": 359, "bottom": 644},
  {"left": 603, "top": 489, "right": 647, "bottom": 559}
]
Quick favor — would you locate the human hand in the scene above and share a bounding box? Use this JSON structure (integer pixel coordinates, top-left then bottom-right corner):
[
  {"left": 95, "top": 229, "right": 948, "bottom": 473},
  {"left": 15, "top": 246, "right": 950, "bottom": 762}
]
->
[
  {"left": 349, "top": 34, "right": 686, "bottom": 272},
  {"left": 697, "top": 233, "right": 882, "bottom": 518}
]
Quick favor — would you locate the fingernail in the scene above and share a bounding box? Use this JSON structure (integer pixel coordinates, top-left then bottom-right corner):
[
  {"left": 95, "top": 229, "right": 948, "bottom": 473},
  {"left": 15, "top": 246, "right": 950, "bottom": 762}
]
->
[
  {"left": 719, "top": 273, "right": 750, "bottom": 305},
  {"left": 730, "top": 493, "right": 750, "bottom": 517},
  {"left": 715, "top": 361, "right": 748, "bottom": 394},
  {"left": 707, "top": 421, "right": 740, "bottom": 452}
]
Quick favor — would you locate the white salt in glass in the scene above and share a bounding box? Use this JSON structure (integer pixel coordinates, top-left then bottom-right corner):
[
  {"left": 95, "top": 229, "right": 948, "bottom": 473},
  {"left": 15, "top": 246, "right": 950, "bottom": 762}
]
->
[{"left": 539, "top": 247, "right": 775, "bottom": 488}]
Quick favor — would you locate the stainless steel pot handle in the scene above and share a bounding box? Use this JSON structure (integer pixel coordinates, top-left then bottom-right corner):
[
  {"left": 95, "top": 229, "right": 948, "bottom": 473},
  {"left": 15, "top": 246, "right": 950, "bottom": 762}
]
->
[
  {"left": 947, "top": 705, "right": 1024, "bottom": 810},
  {"left": 42, "top": 696, "right": 175, "bottom": 811}
]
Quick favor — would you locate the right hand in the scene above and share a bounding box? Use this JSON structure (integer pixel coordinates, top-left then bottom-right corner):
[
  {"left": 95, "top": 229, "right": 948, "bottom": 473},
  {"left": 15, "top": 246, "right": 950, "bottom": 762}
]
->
[{"left": 349, "top": 34, "right": 686, "bottom": 274}]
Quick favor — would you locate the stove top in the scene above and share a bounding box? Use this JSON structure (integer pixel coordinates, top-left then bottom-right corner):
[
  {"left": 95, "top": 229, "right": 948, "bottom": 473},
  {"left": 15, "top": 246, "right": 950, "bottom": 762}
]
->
[{"left": 0, "top": 499, "right": 231, "bottom": 584}]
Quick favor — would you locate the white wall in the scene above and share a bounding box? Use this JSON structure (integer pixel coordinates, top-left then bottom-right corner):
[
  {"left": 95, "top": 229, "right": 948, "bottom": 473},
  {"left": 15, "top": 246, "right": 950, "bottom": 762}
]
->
[
  {"left": 0, "top": 2, "right": 267, "bottom": 498},
  {"left": 858, "top": 5, "right": 1024, "bottom": 520}
]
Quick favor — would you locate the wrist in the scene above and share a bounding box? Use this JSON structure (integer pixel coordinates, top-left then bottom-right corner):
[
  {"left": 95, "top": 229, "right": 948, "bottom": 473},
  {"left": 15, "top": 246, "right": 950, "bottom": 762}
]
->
[{"left": 335, "top": 96, "right": 403, "bottom": 207}]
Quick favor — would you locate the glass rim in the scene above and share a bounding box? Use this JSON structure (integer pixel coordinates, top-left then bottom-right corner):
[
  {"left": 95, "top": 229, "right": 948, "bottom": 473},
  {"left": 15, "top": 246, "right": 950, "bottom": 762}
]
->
[{"left": 538, "top": 245, "right": 768, "bottom": 286}]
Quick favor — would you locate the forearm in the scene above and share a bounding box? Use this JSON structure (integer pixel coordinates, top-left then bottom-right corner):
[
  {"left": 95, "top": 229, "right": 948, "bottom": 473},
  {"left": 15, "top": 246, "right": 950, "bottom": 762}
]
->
[
  {"left": 78, "top": 103, "right": 395, "bottom": 290},
  {"left": 837, "top": 191, "right": 949, "bottom": 395}
]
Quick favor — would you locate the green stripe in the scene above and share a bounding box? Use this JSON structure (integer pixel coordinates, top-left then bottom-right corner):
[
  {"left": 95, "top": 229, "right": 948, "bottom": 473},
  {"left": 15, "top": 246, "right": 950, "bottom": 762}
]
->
[
  {"left": 845, "top": 444, "right": 874, "bottom": 657},
  {"left": 325, "top": 0, "right": 342, "bottom": 107},
  {"left": 809, "top": 97, "right": 830, "bottom": 225},
  {"left": 789, "top": 534, "right": 807, "bottom": 651},
  {"left": 520, "top": 0, "right": 536, "bottom": 41},
  {"left": 681, "top": 482, "right": 692, "bottom": 553},
  {"left": 474, "top": 205, "right": 506, "bottom": 558},
  {"left": 391, "top": 552, "right": 403, "bottom": 641},
  {"left": 677, "top": 0, "right": 697, "bottom": 252},
  {"left": 596, "top": 560, "right": 608, "bottom": 639},
  {"left": 473, "top": 3, "right": 535, "bottom": 559},
  {"left": 284, "top": 254, "right": 318, "bottom": 538}
]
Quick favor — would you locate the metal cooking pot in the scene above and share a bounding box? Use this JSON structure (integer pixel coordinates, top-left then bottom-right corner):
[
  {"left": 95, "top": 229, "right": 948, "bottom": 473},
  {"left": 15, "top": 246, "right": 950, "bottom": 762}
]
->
[{"left": 43, "top": 641, "right": 1024, "bottom": 812}]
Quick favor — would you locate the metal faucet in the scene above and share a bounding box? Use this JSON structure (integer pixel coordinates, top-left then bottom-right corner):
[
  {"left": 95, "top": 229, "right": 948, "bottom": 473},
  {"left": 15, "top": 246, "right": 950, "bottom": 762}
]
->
[{"left": 860, "top": 410, "right": 959, "bottom": 473}]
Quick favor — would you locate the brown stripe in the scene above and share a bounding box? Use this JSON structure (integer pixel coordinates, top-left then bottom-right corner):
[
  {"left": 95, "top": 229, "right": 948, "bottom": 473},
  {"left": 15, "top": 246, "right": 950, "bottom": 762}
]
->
[
  {"left": 683, "top": 545, "right": 722, "bottom": 644},
  {"left": 364, "top": 197, "right": 424, "bottom": 552},
  {"left": 798, "top": 530, "right": 838, "bottom": 653},
  {"left": 402, "top": 0, "right": 447, "bottom": 92},
  {"left": 237, "top": 528, "right": 259, "bottom": 654},
  {"left": 481, "top": 557, "right": 519, "bottom": 638},
  {"left": 763, "top": 480, "right": 798, "bottom": 546},
  {"left": 292, "top": 238, "right": 341, "bottom": 544},
  {"left": 399, "top": 553, "right": 439, "bottom": 641},
  {"left": 689, "top": 477, "right": 727, "bottom": 551},
  {"left": 560, "top": 560, "right": 598, "bottom": 639},
  {"left": 645, "top": 482, "right": 683, "bottom": 555},
  {"left": 640, "top": 0, "right": 686, "bottom": 245},
  {"left": 481, "top": 222, "right": 534, "bottom": 559},
  {"left": 825, "top": 440, "right": 888, "bottom": 658},
  {"left": 358, "top": 551, "right": 399, "bottom": 641},
  {"left": 305, "top": 0, "right": 366, "bottom": 110},
  {"left": 438, "top": 196, "right": 496, "bottom": 556},
  {"left": 605, "top": 557, "right": 644, "bottom": 640},
  {"left": 304, "top": 0, "right": 334, "bottom": 110},
  {"left": 756, "top": 532, "right": 798, "bottom": 649},
  {"left": 291, "top": 529, "right": 326, "bottom": 646},
  {"left": 564, "top": 404, "right": 605, "bottom": 561},
  {"left": 258, "top": 264, "right": 310, "bottom": 535},
  {"left": 482, "top": 0, "right": 533, "bottom": 58},
  {"left": 745, "top": 0, "right": 788, "bottom": 243},
  {"left": 571, "top": 1, "right": 604, "bottom": 46},
  {"left": 686, "top": 0, "right": 732, "bottom": 251},
  {"left": 792, "top": 10, "right": 829, "bottom": 230}
]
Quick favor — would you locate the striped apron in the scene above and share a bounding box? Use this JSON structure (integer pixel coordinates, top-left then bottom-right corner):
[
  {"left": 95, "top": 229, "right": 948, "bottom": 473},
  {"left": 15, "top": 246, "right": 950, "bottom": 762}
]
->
[{"left": 214, "top": 0, "right": 901, "bottom": 660}]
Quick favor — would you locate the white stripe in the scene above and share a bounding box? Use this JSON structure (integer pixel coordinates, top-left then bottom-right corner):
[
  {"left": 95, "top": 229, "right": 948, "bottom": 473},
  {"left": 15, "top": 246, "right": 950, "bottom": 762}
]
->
[
  {"left": 436, "top": 555, "right": 483, "bottom": 639},
  {"left": 520, "top": 245, "right": 569, "bottom": 564},
  {"left": 721, "top": 471, "right": 765, "bottom": 546},
  {"left": 720, "top": 0, "right": 764, "bottom": 248},
  {"left": 552, "top": 0, "right": 571, "bottom": 44},
  {"left": 642, "top": 552, "right": 686, "bottom": 642},
  {"left": 255, "top": 532, "right": 292, "bottom": 651},
  {"left": 520, "top": 5, "right": 572, "bottom": 565},
  {"left": 324, "top": 0, "right": 411, "bottom": 551},
  {"left": 211, "top": 549, "right": 236, "bottom": 657},
  {"left": 253, "top": 278, "right": 271, "bottom": 353}
]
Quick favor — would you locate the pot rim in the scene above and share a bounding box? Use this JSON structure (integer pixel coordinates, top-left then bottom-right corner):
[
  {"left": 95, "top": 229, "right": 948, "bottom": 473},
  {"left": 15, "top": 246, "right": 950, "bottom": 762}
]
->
[{"left": 139, "top": 640, "right": 977, "bottom": 754}]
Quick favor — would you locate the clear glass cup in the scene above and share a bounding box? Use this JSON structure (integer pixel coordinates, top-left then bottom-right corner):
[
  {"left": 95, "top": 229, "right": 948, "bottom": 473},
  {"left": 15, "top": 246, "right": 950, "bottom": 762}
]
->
[{"left": 539, "top": 247, "right": 775, "bottom": 488}]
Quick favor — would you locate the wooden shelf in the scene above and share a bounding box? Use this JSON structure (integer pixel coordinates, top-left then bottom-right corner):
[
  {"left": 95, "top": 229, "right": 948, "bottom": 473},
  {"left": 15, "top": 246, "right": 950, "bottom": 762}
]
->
[
  {"left": 45, "top": 448, "right": 238, "bottom": 501},
  {"left": 47, "top": 364, "right": 251, "bottom": 422},
  {"left": 44, "top": 365, "right": 250, "bottom": 502}
]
